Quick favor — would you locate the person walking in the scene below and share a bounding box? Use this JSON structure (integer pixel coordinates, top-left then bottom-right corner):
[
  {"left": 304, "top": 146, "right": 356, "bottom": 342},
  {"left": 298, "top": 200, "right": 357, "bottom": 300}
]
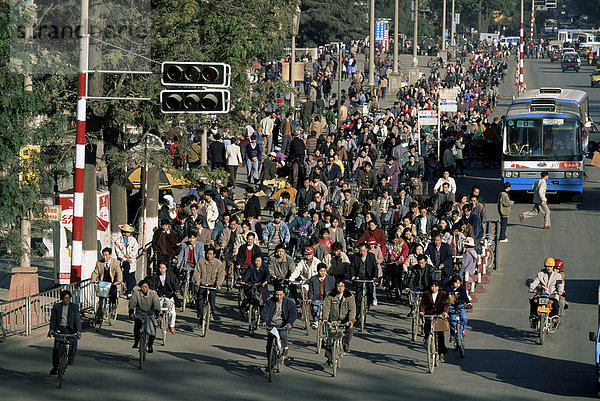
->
[
  {"left": 225, "top": 136, "right": 243, "bottom": 187},
  {"left": 497, "top": 182, "right": 514, "bottom": 242},
  {"left": 520, "top": 171, "right": 551, "bottom": 229}
]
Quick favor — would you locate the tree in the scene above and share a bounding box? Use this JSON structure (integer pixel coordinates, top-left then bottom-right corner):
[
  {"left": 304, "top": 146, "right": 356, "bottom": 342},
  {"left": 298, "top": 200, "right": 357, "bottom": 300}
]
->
[{"left": 297, "top": 0, "right": 368, "bottom": 47}]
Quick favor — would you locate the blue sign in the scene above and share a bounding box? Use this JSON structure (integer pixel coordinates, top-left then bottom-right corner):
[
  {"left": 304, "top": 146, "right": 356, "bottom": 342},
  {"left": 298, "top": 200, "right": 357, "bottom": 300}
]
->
[
  {"left": 455, "top": 13, "right": 460, "bottom": 25},
  {"left": 375, "top": 21, "right": 385, "bottom": 41},
  {"left": 444, "top": 29, "right": 448, "bottom": 38}
]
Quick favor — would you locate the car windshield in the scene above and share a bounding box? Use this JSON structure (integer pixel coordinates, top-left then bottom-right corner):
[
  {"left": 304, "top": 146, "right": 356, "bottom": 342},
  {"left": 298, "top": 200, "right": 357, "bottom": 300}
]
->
[
  {"left": 564, "top": 56, "right": 577, "bottom": 63},
  {"left": 504, "top": 118, "right": 581, "bottom": 160}
]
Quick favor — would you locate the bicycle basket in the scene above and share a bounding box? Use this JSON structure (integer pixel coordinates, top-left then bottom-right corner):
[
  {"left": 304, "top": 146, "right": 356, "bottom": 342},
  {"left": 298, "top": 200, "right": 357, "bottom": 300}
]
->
[
  {"left": 433, "top": 317, "right": 450, "bottom": 332},
  {"left": 327, "top": 329, "right": 345, "bottom": 340},
  {"left": 97, "top": 281, "right": 112, "bottom": 298},
  {"left": 54, "top": 333, "right": 77, "bottom": 344},
  {"left": 408, "top": 291, "right": 422, "bottom": 306}
]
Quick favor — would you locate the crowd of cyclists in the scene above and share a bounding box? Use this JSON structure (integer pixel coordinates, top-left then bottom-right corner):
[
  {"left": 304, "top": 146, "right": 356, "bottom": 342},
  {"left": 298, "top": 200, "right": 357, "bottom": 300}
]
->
[{"left": 55, "top": 37, "right": 529, "bottom": 375}]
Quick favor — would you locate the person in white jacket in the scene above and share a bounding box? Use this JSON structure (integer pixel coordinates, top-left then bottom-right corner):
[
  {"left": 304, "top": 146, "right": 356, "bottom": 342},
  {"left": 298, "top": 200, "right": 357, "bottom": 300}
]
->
[
  {"left": 225, "top": 137, "right": 243, "bottom": 186},
  {"left": 289, "top": 247, "right": 322, "bottom": 302},
  {"left": 203, "top": 192, "right": 219, "bottom": 230},
  {"left": 520, "top": 171, "right": 551, "bottom": 229},
  {"left": 112, "top": 224, "right": 139, "bottom": 298}
]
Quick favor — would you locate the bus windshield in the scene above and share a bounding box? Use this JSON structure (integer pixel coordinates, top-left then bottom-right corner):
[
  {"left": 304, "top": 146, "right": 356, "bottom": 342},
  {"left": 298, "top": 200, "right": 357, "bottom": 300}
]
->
[{"left": 504, "top": 118, "right": 581, "bottom": 160}]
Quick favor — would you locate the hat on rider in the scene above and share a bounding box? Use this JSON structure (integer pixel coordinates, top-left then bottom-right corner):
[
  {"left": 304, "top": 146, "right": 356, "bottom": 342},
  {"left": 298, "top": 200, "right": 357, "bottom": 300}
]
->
[
  {"left": 304, "top": 247, "right": 314, "bottom": 255},
  {"left": 118, "top": 224, "right": 135, "bottom": 233},
  {"left": 544, "top": 257, "right": 555, "bottom": 267},
  {"left": 367, "top": 238, "right": 377, "bottom": 246},
  {"left": 554, "top": 259, "right": 564, "bottom": 270},
  {"left": 465, "top": 237, "right": 475, "bottom": 247}
]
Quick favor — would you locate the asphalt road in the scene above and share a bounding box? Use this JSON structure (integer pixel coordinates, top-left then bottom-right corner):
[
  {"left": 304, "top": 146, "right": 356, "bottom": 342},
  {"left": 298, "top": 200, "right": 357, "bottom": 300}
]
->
[{"left": 1, "top": 57, "right": 600, "bottom": 401}]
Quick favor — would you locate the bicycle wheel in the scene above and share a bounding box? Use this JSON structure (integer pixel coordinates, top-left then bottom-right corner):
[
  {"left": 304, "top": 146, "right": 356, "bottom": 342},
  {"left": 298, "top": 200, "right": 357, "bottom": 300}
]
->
[
  {"left": 457, "top": 323, "right": 465, "bottom": 358},
  {"left": 108, "top": 301, "right": 118, "bottom": 325},
  {"left": 332, "top": 341, "right": 339, "bottom": 377},
  {"left": 182, "top": 279, "right": 189, "bottom": 312},
  {"left": 411, "top": 312, "right": 418, "bottom": 341},
  {"left": 237, "top": 288, "right": 248, "bottom": 319},
  {"left": 57, "top": 345, "right": 68, "bottom": 388},
  {"left": 201, "top": 302, "right": 210, "bottom": 337},
  {"left": 138, "top": 332, "right": 146, "bottom": 370},
  {"left": 316, "top": 321, "right": 323, "bottom": 354},
  {"left": 268, "top": 342, "right": 277, "bottom": 382},
  {"left": 302, "top": 302, "right": 310, "bottom": 336},
  {"left": 162, "top": 313, "right": 168, "bottom": 346},
  {"left": 248, "top": 304, "right": 256, "bottom": 335},
  {"left": 226, "top": 264, "right": 233, "bottom": 293},
  {"left": 95, "top": 304, "right": 104, "bottom": 332},
  {"left": 427, "top": 335, "right": 435, "bottom": 373},
  {"left": 486, "top": 248, "right": 495, "bottom": 271},
  {"left": 360, "top": 297, "right": 367, "bottom": 333}
]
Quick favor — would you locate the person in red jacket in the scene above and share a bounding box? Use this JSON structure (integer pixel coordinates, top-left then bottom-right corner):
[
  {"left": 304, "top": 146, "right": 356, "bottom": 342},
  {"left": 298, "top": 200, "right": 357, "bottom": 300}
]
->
[
  {"left": 419, "top": 280, "right": 450, "bottom": 362},
  {"left": 357, "top": 219, "right": 386, "bottom": 247}
]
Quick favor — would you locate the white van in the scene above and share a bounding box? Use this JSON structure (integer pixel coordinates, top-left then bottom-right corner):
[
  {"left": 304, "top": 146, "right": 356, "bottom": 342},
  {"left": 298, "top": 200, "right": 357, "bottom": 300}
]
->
[{"left": 499, "top": 36, "right": 520, "bottom": 47}]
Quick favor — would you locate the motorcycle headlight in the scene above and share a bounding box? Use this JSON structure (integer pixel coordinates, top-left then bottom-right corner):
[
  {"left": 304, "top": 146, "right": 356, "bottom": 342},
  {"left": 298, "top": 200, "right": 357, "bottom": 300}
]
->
[{"left": 565, "top": 172, "right": 573, "bottom": 178}]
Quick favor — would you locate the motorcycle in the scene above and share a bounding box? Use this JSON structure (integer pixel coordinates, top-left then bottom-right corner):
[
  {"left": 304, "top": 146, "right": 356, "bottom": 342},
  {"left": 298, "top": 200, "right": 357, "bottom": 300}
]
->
[{"left": 529, "top": 289, "right": 560, "bottom": 345}]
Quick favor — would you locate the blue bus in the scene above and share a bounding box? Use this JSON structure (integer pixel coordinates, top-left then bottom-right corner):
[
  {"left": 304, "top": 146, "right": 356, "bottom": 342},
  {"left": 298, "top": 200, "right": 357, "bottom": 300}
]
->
[{"left": 502, "top": 88, "right": 594, "bottom": 195}]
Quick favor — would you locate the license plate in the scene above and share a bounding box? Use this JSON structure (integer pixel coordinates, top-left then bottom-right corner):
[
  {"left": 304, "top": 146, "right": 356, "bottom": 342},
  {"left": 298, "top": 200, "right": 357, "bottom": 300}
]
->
[
  {"left": 538, "top": 298, "right": 549, "bottom": 305},
  {"left": 551, "top": 181, "right": 559, "bottom": 185},
  {"left": 537, "top": 306, "right": 550, "bottom": 314}
]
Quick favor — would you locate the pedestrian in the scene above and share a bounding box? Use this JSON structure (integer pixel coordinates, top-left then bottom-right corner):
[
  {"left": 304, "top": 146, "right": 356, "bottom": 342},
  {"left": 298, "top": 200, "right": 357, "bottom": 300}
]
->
[
  {"left": 520, "top": 171, "right": 551, "bottom": 229},
  {"left": 246, "top": 135, "right": 262, "bottom": 184},
  {"left": 225, "top": 136, "right": 243, "bottom": 186},
  {"left": 497, "top": 182, "right": 514, "bottom": 242},
  {"left": 207, "top": 134, "right": 226, "bottom": 168},
  {"left": 279, "top": 112, "right": 296, "bottom": 155}
]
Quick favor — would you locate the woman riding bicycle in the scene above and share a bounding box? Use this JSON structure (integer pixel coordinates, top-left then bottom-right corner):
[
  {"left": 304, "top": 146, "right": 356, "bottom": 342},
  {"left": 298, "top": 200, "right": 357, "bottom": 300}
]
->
[{"left": 443, "top": 276, "right": 470, "bottom": 342}]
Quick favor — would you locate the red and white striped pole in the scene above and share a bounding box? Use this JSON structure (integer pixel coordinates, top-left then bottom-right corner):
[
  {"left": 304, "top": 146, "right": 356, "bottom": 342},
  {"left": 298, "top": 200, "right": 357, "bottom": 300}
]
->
[
  {"left": 530, "top": 0, "right": 534, "bottom": 42},
  {"left": 519, "top": 0, "right": 524, "bottom": 91},
  {"left": 71, "top": 0, "right": 89, "bottom": 283}
]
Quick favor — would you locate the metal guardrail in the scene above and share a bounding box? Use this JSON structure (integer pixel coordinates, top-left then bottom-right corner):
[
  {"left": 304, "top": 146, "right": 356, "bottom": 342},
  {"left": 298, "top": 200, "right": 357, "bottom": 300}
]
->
[{"left": 0, "top": 279, "right": 96, "bottom": 338}]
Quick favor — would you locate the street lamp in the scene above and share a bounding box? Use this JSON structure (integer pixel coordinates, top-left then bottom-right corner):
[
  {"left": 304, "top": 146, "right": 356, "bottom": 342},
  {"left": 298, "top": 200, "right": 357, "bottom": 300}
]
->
[{"left": 290, "top": 6, "right": 301, "bottom": 108}]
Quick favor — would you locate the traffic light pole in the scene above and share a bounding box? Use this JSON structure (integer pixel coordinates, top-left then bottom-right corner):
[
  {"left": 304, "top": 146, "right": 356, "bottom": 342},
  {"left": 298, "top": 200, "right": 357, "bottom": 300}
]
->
[{"left": 71, "top": 0, "right": 89, "bottom": 283}]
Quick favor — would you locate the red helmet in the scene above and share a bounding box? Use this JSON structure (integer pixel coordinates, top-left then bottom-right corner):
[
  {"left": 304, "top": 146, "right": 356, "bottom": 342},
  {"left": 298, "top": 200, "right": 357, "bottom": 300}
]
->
[{"left": 555, "top": 259, "right": 564, "bottom": 270}]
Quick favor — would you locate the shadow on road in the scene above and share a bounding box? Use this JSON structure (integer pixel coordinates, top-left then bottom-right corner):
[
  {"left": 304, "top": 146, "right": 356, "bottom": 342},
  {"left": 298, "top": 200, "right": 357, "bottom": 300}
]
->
[{"left": 468, "top": 319, "right": 538, "bottom": 345}]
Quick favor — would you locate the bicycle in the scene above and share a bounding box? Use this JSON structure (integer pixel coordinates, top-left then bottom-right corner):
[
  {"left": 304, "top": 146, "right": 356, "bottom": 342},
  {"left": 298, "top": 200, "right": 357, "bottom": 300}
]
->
[
  {"left": 134, "top": 314, "right": 153, "bottom": 370},
  {"left": 180, "top": 269, "right": 195, "bottom": 312},
  {"left": 243, "top": 283, "right": 262, "bottom": 335},
  {"left": 449, "top": 306, "right": 466, "bottom": 358},
  {"left": 353, "top": 279, "right": 374, "bottom": 332},
  {"left": 197, "top": 285, "right": 217, "bottom": 337},
  {"left": 313, "top": 300, "right": 324, "bottom": 354},
  {"left": 53, "top": 331, "right": 78, "bottom": 388},
  {"left": 295, "top": 281, "right": 311, "bottom": 336},
  {"left": 93, "top": 281, "right": 118, "bottom": 332},
  {"left": 324, "top": 321, "right": 350, "bottom": 377},
  {"left": 408, "top": 289, "right": 424, "bottom": 341},
  {"left": 158, "top": 295, "right": 174, "bottom": 346},
  {"left": 423, "top": 314, "right": 443, "bottom": 373},
  {"left": 265, "top": 326, "right": 287, "bottom": 382}
]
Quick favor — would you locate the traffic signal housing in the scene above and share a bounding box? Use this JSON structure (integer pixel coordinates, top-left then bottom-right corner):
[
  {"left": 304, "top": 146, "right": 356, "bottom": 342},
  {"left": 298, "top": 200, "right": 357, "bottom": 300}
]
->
[
  {"left": 160, "top": 89, "right": 231, "bottom": 114},
  {"left": 161, "top": 62, "right": 231, "bottom": 87}
]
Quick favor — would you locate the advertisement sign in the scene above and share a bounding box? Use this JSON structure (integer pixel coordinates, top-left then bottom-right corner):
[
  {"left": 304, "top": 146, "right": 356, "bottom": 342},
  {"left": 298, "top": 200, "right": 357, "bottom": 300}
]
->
[
  {"left": 56, "top": 190, "right": 111, "bottom": 284},
  {"left": 19, "top": 145, "right": 40, "bottom": 186},
  {"left": 418, "top": 110, "right": 438, "bottom": 126}
]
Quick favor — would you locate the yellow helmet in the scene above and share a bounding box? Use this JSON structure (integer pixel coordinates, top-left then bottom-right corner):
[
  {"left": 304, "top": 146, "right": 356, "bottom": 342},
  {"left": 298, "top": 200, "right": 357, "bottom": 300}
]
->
[{"left": 544, "top": 257, "right": 555, "bottom": 267}]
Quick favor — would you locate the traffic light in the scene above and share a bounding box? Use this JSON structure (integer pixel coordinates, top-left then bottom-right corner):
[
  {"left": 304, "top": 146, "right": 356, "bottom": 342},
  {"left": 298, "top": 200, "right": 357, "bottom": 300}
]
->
[
  {"left": 545, "top": 0, "right": 557, "bottom": 8},
  {"left": 161, "top": 62, "right": 231, "bottom": 88},
  {"left": 160, "top": 89, "right": 230, "bottom": 114}
]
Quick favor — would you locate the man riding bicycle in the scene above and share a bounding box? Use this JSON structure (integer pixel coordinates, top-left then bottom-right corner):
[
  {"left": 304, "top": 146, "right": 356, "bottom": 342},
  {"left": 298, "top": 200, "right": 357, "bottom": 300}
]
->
[
  {"left": 261, "top": 284, "right": 297, "bottom": 372},
  {"left": 350, "top": 243, "right": 377, "bottom": 319},
  {"left": 48, "top": 290, "right": 81, "bottom": 375},
  {"left": 289, "top": 247, "right": 321, "bottom": 304},
  {"left": 91, "top": 247, "right": 122, "bottom": 305},
  {"left": 177, "top": 230, "right": 205, "bottom": 284},
  {"left": 443, "top": 276, "right": 470, "bottom": 342},
  {"left": 322, "top": 280, "right": 356, "bottom": 365},
  {"left": 128, "top": 280, "right": 160, "bottom": 353},
  {"left": 308, "top": 264, "right": 336, "bottom": 329},
  {"left": 404, "top": 254, "right": 436, "bottom": 317},
  {"left": 147, "top": 263, "right": 180, "bottom": 334},
  {"left": 194, "top": 247, "right": 226, "bottom": 322},
  {"left": 268, "top": 244, "right": 296, "bottom": 282}
]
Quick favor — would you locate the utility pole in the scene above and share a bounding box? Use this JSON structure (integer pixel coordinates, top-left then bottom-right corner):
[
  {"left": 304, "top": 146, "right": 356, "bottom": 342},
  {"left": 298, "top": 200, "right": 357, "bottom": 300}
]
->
[
  {"left": 442, "top": 0, "right": 447, "bottom": 51},
  {"left": 290, "top": 31, "right": 296, "bottom": 108},
  {"left": 450, "top": 0, "right": 456, "bottom": 47},
  {"left": 21, "top": 9, "right": 33, "bottom": 269},
  {"left": 369, "top": 0, "right": 375, "bottom": 87},
  {"left": 393, "top": 0, "right": 399, "bottom": 73},
  {"left": 71, "top": 0, "right": 90, "bottom": 282},
  {"left": 530, "top": 0, "right": 535, "bottom": 42},
  {"left": 413, "top": 0, "right": 418, "bottom": 66},
  {"left": 519, "top": 0, "right": 524, "bottom": 91},
  {"left": 336, "top": 43, "right": 342, "bottom": 131}
]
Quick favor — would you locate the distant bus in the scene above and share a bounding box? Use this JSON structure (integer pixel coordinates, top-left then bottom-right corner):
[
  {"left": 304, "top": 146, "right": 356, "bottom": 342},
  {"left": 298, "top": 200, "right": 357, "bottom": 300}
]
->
[
  {"left": 502, "top": 88, "right": 592, "bottom": 196},
  {"left": 499, "top": 36, "right": 520, "bottom": 47},
  {"left": 544, "top": 19, "right": 558, "bottom": 34}
]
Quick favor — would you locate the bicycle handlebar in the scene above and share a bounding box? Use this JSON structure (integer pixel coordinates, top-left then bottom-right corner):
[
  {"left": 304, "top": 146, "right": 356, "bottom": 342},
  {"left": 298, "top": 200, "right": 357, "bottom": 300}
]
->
[
  {"left": 264, "top": 326, "right": 289, "bottom": 331},
  {"left": 198, "top": 285, "right": 217, "bottom": 290},
  {"left": 422, "top": 314, "right": 444, "bottom": 319},
  {"left": 353, "top": 279, "right": 375, "bottom": 283}
]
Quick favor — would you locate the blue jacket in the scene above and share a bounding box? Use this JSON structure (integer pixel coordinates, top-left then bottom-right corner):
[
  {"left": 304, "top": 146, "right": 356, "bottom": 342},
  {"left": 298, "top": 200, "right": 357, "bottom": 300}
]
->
[
  {"left": 467, "top": 213, "right": 484, "bottom": 239},
  {"left": 177, "top": 241, "right": 205, "bottom": 268},
  {"left": 243, "top": 262, "right": 271, "bottom": 285},
  {"left": 308, "top": 275, "right": 336, "bottom": 301},
  {"left": 261, "top": 296, "right": 297, "bottom": 327},
  {"left": 326, "top": 163, "right": 342, "bottom": 183},
  {"left": 443, "top": 284, "right": 470, "bottom": 306},
  {"left": 262, "top": 221, "right": 291, "bottom": 244},
  {"left": 50, "top": 302, "right": 82, "bottom": 332}
]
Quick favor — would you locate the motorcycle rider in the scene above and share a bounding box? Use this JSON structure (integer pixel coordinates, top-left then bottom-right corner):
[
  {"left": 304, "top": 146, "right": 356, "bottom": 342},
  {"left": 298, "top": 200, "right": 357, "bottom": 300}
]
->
[{"left": 528, "top": 257, "right": 564, "bottom": 323}]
